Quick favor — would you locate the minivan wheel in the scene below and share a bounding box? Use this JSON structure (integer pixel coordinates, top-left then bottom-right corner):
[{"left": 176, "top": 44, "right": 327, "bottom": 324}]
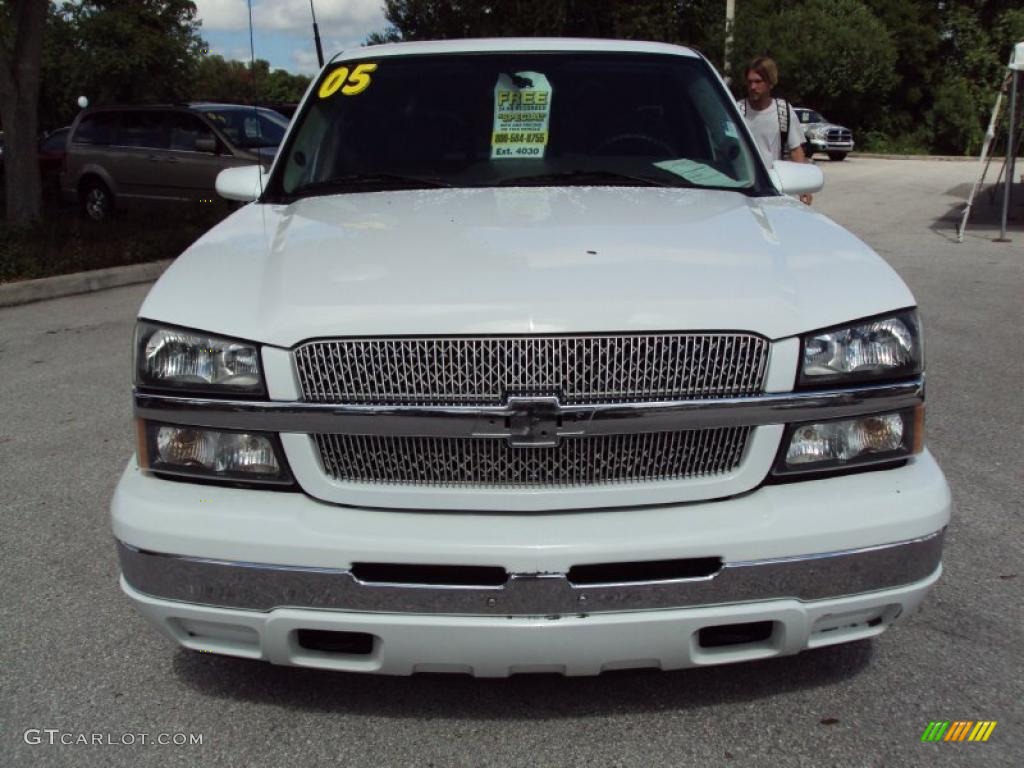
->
[{"left": 82, "top": 181, "right": 113, "bottom": 221}]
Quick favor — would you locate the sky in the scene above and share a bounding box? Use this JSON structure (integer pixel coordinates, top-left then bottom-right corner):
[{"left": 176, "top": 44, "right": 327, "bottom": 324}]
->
[{"left": 192, "top": 0, "right": 389, "bottom": 75}]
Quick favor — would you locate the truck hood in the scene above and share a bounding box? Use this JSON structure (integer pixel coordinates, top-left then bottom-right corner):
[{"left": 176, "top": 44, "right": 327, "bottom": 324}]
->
[
  {"left": 141, "top": 187, "right": 913, "bottom": 347},
  {"left": 807, "top": 120, "right": 851, "bottom": 134}
]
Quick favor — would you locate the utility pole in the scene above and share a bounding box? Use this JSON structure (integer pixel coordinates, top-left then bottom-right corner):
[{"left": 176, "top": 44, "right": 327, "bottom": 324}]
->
[
  {"left": 998, "top": 48, "right": 1022, "bottom": 242},
  {"left": 724, "top": 0, "right": 736, "bottom": 86}
]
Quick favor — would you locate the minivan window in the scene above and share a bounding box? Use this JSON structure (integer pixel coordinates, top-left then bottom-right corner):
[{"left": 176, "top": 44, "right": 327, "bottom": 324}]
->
[
  {"left": 201, "top": 108, "right": 287, "bottom": 149},
  {"left": 273, "top": 52, "right": 766, "bottom": 198},
  {"left": 118, "top": 111, "right": 166, "bottom": 149},
  {"left": 169, "top": 113, "right": 216, "bottom": 151},
  {"left": 72, "top": 112, "right": 119, "bottom": 145},
  {"left": 41, "top": 129, "right": 69, "bottom": 152}
]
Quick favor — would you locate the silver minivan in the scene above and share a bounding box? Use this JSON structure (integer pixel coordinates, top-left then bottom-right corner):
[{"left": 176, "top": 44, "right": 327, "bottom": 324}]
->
[{"left": 63, "top": 103, "right": 288, "bottom": 220}]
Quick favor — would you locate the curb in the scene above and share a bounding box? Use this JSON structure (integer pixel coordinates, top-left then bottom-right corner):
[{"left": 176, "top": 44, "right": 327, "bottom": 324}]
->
[
  {"left": 849, "top": 152, "right": 1005, "bottom": 162},
  {"left": 847, "top": 152, "right": 974, "bottom": 161},
  {"left": 0, "top": 259, "right": 172, "bottom": 309}
]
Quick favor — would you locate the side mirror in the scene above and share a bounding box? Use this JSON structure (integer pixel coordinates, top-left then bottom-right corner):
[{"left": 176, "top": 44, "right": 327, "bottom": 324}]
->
[
  {"left": 194, "top": 137, "right": 218, "bottom": 153},
  {"left": 215, "top": 165, "right": 266, "bottom": 202},
  {"left": 770, "top": 160, "right": 824, "bottom": 196}
]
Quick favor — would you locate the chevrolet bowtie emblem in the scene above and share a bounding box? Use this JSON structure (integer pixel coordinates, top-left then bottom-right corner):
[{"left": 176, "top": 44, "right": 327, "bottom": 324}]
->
[{"left": 473, "top": 396, "right": 583, "bottom": 447}]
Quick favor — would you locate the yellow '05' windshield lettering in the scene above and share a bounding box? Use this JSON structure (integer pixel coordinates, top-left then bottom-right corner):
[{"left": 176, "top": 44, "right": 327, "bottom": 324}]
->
[{"left": 319, "top": 63, "right": 378, "bottom": 99}]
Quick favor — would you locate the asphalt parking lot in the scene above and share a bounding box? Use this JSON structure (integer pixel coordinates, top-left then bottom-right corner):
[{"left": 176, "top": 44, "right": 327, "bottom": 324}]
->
[{"left": 2, "top": 157, "right": 1022, "bottom": 767}]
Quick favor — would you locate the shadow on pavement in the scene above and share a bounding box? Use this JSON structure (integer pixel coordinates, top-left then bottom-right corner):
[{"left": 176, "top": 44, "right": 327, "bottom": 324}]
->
[
  {"left": 171, "top": 639, "right": 873, "bottom": 719},
  {"left": 931, "top": 179, "right": 1024, "bottom": 244}
]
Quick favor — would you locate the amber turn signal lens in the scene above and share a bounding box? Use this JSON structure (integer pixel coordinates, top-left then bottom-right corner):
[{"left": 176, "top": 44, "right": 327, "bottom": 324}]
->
[
  {"left": 912, "top": 403, "right": 925, "bottom": 454},
  {"left": 135, "top": 418, "right": 150, "bottom": 469},
  {"left": 774, "top": 408, "right": 918, "bottom": 476},
  {"left": 138, "top": 421, "right": 292, "bottom": 485}
]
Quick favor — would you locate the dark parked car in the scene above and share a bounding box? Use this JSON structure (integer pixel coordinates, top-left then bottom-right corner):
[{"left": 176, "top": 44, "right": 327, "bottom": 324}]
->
[
  {"left": 39, "top": 127, "right": 70, "bottom": 179},
  {"left": 262, "top": 102, "right": 299, "bottom": 120},
  {"left": 62, "top": 103, "right": 289, "bottom": 220},
  {"left": 0, "top": 126, "right": 70, "bottom": 181}
]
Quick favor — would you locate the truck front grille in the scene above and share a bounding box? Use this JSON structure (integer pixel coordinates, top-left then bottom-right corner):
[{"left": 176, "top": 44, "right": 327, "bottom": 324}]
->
[
  {"left": 294, "top": 333, "right": 769, "bottom": 406},
  {"left": 313, "top": 427, "right": 751, "bottom": 487}
]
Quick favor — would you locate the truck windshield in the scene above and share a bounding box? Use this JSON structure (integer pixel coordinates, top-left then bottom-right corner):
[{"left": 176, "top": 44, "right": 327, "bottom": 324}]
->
[{"left": 273, "top": 51, "right": 766, "bottom": 198}]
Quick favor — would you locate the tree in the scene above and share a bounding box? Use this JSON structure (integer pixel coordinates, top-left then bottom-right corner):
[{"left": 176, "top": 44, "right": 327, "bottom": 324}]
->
[
  {"left": 371, "top": 1, "right": 684, "bottom": 43},
  {"left": 59, "top": 0, "right": 204, "bottom": 103},
  {"left": 860, "top": 1, "right": 941, "bottom": 137},
  {"left": 0, "top": 0, "right": 48, "bottom": 224},
  {"left": 38, "top": 5, "right": 80, "bottom": 133},
  {"left": 262, "top": 67, "right": 312, "bottom": 103},
  {"left": 35, "top": 0, "right": 204, "bottom": 133},
  {"left": 192, "top": 55, "right": 311, "bottom": 104},
  {"left": 928, "top": 3, "right": 1014, "bottom": 154},
  {"left": 194, "top": 55, "right": 257, "bottom": 103},
  {"left": 928, "top": 77, "right": 985, "bottom": 155},
  {"left": 678, "top": 0, "right": 728, "bottom": 64}
]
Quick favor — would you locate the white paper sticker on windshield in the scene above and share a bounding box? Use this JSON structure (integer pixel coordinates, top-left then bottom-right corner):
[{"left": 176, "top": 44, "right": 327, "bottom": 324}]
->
[{"left": 491, "top": 72, "right": 553, "bottom": 160}]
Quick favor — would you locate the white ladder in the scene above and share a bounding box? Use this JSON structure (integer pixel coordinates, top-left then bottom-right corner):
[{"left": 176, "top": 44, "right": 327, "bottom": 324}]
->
[{"left": 957, "top": 72, "right": 1012, "bottom": 243}]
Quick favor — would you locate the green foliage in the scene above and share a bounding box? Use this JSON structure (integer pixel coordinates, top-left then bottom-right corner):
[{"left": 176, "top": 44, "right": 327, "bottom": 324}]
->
[
  {"left": 38, "top": 7, "right": 81, "bottom": 131},
  {"left": 194, "top": 54, "right": 250, "bottom": 102},
  {"left": 364, "top": 28, "right": 402, "bottom": 46},
  {"left": 373, "top": 1, "right": 683, "bottom": 42},
  {"left": 860, "top": 1, "right": 940, "bottom": 124},
  {"left": 928, "top": 77, "right": 986, "bottom": 155},
  {"left": 261, "top": 67, "right": 312, "bottom": 104},
  {"left": 993, "top": 9, "right": 1024, "bottom": 62},
  {"left": 39, "top": 0, "right": 203, "bottom": 130},
  {"left": 926, "top": 4, "right": 1013, "bottom": 155},
  {"left": 859, "top": 129, "right": 931, "bottom": 155},
  {"left": 193, "top": 55, "right": 311, "bottom": 104},
  {"left": 64, "top": 1, "right": 202, "bottom": 100},
  {"left": 679, "top": 0, "right": 726, "bottom": 62}
]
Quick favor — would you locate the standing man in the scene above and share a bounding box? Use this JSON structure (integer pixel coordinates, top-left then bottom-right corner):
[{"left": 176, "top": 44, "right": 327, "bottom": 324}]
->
[{"left": 738, "top": 56, "right": 812, "bottom": 204}]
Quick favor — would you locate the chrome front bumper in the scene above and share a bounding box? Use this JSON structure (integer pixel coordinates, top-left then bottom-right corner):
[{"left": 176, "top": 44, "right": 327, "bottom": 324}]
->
[
  {"left": 118, "top": 530, "right": 944, "bottom": 617},
  {"left": 810, "top": 139, "right": 854, "bottom": 151}
]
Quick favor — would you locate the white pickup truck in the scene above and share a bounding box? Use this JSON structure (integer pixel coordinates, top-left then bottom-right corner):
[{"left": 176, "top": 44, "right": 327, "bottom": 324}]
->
[
  {"left": 112, "top": 38, "right": 950, "bottom": 676},
  {"left": 795, "top": 107, "right": 855, "bottom": 161}
]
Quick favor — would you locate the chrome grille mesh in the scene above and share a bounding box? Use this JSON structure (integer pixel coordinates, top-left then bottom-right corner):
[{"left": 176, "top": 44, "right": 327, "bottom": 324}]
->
[
  {"left": 294, "top": 333, "right": 769, "bottom": 405},
  {"left": 313, "top": 427, "right": 751, "bottom": 487}
]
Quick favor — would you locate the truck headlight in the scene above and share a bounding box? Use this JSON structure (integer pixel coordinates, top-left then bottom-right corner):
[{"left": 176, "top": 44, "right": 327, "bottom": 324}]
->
[
  {"left": 773, "top": 407, "right": 923, "bottom": 476},
  {"left": 138, "top": 422, "right": 292, "bottom": 485},
  {"left": 135, "top": 321, "right": 264, "bottom": 395},
  {"left": 799, "top": 310, "right": 922, "bottom": 387}
]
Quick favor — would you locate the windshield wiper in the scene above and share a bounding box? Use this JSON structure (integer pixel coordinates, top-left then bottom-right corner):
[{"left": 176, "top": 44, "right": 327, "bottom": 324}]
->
[
  {"left": 288, "top": 173, "right": 452, "bottom": 198},
  {"left": 497, "top": 170, "right": 683, "bottom": 188}
]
